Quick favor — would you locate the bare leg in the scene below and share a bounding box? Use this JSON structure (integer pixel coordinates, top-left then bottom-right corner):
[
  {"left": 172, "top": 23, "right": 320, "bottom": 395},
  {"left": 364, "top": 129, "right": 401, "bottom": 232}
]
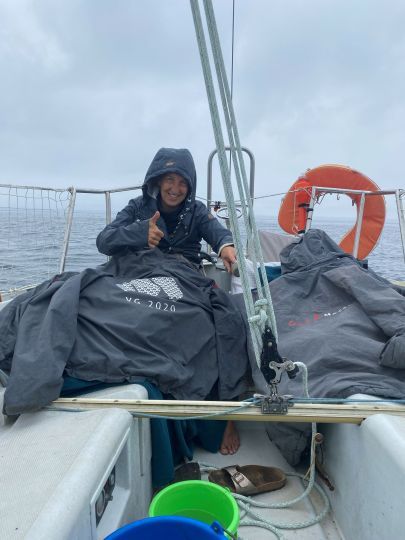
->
[{"left": 219, "top": 421, "right": 240, "bottom": 455}]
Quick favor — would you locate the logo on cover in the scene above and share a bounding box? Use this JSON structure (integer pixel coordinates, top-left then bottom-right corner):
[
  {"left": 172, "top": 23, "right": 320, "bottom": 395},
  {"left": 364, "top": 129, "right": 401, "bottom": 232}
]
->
[
  {"left": 116, "top": 277, "right": 183, "bottom": 300},
  {"left": 288, "top": 304, "right": 351, "bottom": 327}
]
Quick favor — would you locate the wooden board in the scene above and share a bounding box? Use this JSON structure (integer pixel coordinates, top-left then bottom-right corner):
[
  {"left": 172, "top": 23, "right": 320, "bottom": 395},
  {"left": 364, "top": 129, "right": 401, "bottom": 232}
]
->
[{"left": 52, "top": 398, "right": 405, "bottom": 425}]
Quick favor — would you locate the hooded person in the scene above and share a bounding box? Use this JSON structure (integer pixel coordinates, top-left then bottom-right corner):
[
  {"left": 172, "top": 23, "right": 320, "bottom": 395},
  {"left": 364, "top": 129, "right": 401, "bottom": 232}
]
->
[
  {"left": 96, "top": 148, "right": 240, "bottom": 455},
  {"left": 96, "top": 147, "right": 236, "bottom": 271}
]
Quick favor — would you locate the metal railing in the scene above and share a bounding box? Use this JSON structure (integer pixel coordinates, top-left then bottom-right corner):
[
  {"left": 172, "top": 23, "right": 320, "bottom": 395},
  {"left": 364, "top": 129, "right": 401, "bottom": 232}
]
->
[
  {"left": 304, "top": 187, "right": 405, "bottom": 260},
  {"left": 59, "top": 185, "right": 143, "bottom": 273},
  {"left": 1, "top": 175, "right": 404, "bottom": 301},
  {"left": 206, "top": 146, "right": 255, "bottom": 214}
]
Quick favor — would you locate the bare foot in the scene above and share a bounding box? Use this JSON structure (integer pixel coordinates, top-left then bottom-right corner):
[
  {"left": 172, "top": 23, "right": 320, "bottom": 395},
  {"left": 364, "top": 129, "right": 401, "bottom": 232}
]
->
[{"left": 219, "top": 421, "right": 240, "bottom": 455}]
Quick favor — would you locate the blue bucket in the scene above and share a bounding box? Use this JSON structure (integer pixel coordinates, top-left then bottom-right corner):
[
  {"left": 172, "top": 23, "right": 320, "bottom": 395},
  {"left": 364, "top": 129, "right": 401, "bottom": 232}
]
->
[{"left": 105, "top": 516, "right": 227, "bottom": 539}]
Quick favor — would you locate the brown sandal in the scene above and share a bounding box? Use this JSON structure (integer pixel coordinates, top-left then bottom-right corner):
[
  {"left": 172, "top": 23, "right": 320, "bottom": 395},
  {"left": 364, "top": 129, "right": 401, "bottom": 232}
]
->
[{"left": 208, "top": 464, "right": 286, "bottom": 496}]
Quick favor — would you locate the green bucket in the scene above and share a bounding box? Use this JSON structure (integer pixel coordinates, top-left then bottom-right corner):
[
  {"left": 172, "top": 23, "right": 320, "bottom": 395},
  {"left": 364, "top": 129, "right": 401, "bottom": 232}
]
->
[{"left": 149, "top": 480, "right": 239, "bottom": 537}]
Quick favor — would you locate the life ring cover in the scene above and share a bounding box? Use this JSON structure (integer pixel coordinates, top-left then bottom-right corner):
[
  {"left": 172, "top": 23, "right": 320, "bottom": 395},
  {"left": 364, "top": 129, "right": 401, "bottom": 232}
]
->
[{"left": 278, "top": 164, "right": 386, "bottom": 259}]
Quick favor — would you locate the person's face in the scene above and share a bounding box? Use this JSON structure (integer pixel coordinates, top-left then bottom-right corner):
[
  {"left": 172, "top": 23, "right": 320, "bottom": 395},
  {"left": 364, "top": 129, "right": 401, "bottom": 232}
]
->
[{"left": 159, "top": 173, "right": 189, "bottom": 211}]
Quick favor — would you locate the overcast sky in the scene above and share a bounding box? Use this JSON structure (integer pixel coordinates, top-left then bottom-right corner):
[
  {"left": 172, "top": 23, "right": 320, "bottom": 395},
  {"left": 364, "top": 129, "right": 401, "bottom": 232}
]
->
[{"left": 1, "top": 0, "right": 404, "bottom": 219}]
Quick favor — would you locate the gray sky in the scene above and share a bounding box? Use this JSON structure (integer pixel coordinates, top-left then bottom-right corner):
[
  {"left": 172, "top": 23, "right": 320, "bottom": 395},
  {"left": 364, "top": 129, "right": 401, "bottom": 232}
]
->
[{"left": 1, "top": 0, "right": 404, "bottom": 219}]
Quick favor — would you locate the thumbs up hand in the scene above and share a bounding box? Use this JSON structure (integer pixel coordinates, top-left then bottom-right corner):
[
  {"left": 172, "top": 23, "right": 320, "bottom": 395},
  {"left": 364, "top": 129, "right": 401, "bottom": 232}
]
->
[{"left": 148, "top": 211, "right": 164, "bottom": 248}]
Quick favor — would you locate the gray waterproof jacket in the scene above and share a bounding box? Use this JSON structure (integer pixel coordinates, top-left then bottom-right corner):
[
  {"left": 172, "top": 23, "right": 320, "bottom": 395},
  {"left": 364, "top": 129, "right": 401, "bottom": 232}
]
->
[
  {"left": 0, "top": 250, "right": 249, "bottom": 416},
  {"left": 96, "top": 148, "right": 233, "bottom": 264},
  {"left": 266, "top": 229, "right": 405, "bottom": 465}
]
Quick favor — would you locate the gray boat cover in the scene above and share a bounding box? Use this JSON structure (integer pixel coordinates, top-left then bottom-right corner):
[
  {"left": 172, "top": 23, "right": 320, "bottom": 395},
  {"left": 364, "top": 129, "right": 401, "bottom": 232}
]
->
[
  {"left": 0, "top": 250, "right": 249, "bottom": 415},
  {"left": 266, "top": 229, "right": 405, "bottom": 465}
]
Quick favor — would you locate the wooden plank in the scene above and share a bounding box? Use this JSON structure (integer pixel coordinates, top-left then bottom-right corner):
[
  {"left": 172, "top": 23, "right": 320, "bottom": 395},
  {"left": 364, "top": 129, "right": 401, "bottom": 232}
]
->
[{"left": 52, "top": 398, "right": 405, "bottom": 425}]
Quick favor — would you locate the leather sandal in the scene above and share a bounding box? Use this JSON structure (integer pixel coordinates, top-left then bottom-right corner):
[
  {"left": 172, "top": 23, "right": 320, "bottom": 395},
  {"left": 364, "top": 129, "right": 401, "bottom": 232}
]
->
[{"left": 208, "top": 464, "right": 286, "bottom": 495}]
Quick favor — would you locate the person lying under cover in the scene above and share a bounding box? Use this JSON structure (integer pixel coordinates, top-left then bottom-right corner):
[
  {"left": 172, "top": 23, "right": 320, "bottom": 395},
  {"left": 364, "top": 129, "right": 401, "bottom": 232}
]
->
[
  {"left": 96, "top": 147, "right": 239, "bottom": 455},
  {"left": 96, "top": 147, "right": 236, "bottom": 272}
]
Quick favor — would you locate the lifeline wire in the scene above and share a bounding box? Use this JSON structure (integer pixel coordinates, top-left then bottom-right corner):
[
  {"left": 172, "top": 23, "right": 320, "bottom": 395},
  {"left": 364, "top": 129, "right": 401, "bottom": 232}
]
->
[{"left": 45, "top": 398, "right": 262, "bottom": 421}]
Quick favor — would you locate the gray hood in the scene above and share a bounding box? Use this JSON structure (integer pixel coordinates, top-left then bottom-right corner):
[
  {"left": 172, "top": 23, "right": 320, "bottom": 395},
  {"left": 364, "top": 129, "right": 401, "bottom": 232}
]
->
[
  {"left": 280, "top": 229, "right": 352, "bottom": 274},
  {"left": 142, "top": 147, "right": 197, "bottom": 202}
]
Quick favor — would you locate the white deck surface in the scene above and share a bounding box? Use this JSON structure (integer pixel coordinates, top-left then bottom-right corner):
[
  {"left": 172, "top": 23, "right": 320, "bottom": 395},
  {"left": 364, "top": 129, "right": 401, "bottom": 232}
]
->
[
  {"left": 194, "top": 421, "right": 342, "bottom": 540},
  {"left": 0, "top": 408, "right": 134, "bottom": 540}
]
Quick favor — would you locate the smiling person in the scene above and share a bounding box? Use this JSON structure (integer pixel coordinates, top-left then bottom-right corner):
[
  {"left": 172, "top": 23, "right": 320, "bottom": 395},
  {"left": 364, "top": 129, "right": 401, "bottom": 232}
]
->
[
  {"left": 96, "top": 147, "right": 239, "bottom": 456},
  {"left": 96, "top": 147, "right": 236, "bottom": 273}
]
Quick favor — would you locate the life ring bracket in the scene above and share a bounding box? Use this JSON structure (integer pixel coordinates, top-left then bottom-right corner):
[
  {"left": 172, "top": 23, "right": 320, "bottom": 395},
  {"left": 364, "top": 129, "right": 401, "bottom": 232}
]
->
[{"left": 278, "top": 164, "right": 386, "bottom": 260}]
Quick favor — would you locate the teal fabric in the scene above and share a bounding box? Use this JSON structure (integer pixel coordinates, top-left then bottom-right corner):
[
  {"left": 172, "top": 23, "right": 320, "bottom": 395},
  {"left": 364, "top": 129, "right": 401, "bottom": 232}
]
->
[
  {"left": 60, "top": 376, "right": 120, "bottom": 394},
  {"left": 135, "top": 381, "right": 226, "bottom": 487},
  {"left": 61, "top": 377, "right": 226, "bottom": 488},
  {"left": 264, "top": 264, "right": 282, "bottom": 281}
]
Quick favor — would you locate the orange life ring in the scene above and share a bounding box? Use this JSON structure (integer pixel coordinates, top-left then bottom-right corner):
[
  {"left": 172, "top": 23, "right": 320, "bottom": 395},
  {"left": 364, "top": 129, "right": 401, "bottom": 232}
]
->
[{"left": 278, "top": 164, "right": 386, "bottom": 259}]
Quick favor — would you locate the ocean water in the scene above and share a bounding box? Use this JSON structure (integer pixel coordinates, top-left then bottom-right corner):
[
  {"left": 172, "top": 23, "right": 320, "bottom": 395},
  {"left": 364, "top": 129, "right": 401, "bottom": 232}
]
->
[
  {"left": 256, "top": 214, "right": 404, "bottom": 281},
  {"left": 1, "top": 208, "right": 403, "bottom": 297}
]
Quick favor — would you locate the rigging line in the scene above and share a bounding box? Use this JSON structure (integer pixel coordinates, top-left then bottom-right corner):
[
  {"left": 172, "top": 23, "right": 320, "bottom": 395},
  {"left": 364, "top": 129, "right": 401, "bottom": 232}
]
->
[
  {"left": 203, "top": 0, "right": 278, "bottom": 340},
  {"left": 190, "top": 0, "right": 261, "bottom": 356},
  {"left": 230, "top": 0, "right": 235, "bottom": 102},
  {"left": 196, "top": 191, "right": 290, "bottom": 203},
  {"left": 253, "top": 192, "right": 289, "bottom": 200},
  {"left": 228, "top": 0, "right": 235, "bottom": 175},
  {"left": 200, "top": 189, "right": 315, "bottom": 203}
]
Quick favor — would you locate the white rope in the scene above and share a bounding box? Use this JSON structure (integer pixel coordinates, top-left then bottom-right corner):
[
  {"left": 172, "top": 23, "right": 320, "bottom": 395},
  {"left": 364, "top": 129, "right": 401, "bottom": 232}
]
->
[
  {"left": 190, "top": 0, "right": 278, "bottom": 369},
  {"left": 202, "top": 0, "right": 278, "bottom": 338},
  {"left": 198, "top": 361, "right": 329, "bottom": 537}
]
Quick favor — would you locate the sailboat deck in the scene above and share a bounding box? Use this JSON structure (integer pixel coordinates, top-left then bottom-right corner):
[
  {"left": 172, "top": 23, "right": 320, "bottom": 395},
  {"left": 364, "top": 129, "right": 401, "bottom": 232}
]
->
[{"left": 194, "top": 421, "right": 342, "bottom": 540}]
